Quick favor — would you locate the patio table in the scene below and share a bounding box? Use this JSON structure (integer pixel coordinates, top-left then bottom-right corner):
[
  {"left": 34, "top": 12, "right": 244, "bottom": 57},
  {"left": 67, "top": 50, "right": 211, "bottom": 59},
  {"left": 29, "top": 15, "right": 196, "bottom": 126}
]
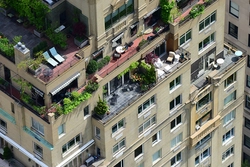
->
[{"left": 116, "top": 46, "right": 125, "bottom": 54}]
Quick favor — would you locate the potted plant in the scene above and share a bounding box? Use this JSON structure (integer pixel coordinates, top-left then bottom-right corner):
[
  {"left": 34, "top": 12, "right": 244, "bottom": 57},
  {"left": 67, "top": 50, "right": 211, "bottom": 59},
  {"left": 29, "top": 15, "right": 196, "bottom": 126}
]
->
[
  {"left": 94, "top": 96, "right": 109, "bottom": 118},
  {"left": 73, "top": 22, "right": 89, "bottom": 48},
  {"left": 3, "top": 146, "right": 12, "bottom": 160},
  {"left": 86, "top": 60, "right": 98, "bottom": 74},
  {"left": 189, "top": 4, "right": 205, "bottom": 19},
  {"left": 136, "top": 39, "right": 148, "bottom": 51}
]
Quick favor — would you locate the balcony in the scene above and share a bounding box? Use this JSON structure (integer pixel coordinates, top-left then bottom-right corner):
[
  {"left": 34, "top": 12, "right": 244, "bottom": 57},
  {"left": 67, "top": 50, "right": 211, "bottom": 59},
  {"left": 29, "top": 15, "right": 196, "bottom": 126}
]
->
[
  {"left": 95, "top": 49, "right": 190, "bottom": 123},
  {"left": 190, "top": 115, "right": 220, "bottom": 147},
  {"left": 23, "top": 126, "right": 53, "bottom": 150}
]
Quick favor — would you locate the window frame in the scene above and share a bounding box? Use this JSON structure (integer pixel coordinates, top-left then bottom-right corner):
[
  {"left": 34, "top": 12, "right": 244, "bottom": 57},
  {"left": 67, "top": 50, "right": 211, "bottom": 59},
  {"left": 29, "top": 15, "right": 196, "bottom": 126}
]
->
[
  {"left": 245, "top": 118, "right": 250, "bottom": 130},
  {"left": 95, "top": 126, "right": 101, "bottom": 139},
  {"left": 112, "top": 118, "right": 125, "bottom": 134},
  {"left": 222, "top": 145, "right": 234, "bottom": 161},
  {"left": 171, "top": 151, "right": 182, "bottom": 166},
  {"left": 222, "top": 128, "right": 234, "bottom": 144},
  {"left": 228, "top": 22, "right": 238, "bottom": 39},
  {"left": 134, "top": 145, "right": 143, "bottom": 159},
  {"left": 171, "top": 133, "right": 183, "bottom": 149},
  {"left": 138, "top": 115, "right": 156, "bottom": 135},
  {"left": 113, "top": 138, "right": 126, "bottom": 154},
  {"left": 170, "top": 75, "right": 181, "bottom": 91},
  {"left": 62, "top": 134, "right": 81, "bottom": 154},
  {"left": 223, "top": 110, "right": 235, "bottom": 125},
  {"left": 224, "top": 91, "right": 236, "bottom": 106},
  {"left": 58, "top": 123, "right": 65, "bottom": 137},
  {"left": 152, "top": 149, "right": 162, "bottom": 164},
  {"left": 83, "top": 105, "right": 90, "bottom": 117},
  {"left": 0, "top": 118, "right": 7, "bottom": 133},
  {"left": 138, "top": 95, "right": 155, "bottom": 115},
  {"left": 196, "top": 92, "right": 212, "bottom": 110},
  {"left": 224, "top": 73, "right": 236, "bottom": 88},
  {"left": 170, "top": 94, "right": 182, "bottom": 110},
  {"left": 180, "top": 29, "right": 192, "bottom": 46},
  {"left": 198, "top": 33, "right": 215, "bottom": 52},
  {"left": 171, "top": 115, "right": 182, "bottom": 130},
  {"left": 244, "top": 135, "right": 250, "bottom": 149},
  {"left": 199, "top": 11, "right": 216, "bottom": 31},
  {"left": 31, "top": 117, "right": 44, "bottom": 136},
  {"left": 34, "top": 143, "right": 43, "bottom": 158},
  {"left": 152, "top": 130, "right": 161, "bottom": 145},
  {"left": 195, "top": 147, "right": 211, "bottom": 165},
  {"left": 195, "top": 133, "right": 211, "bottom": 149},
  {"left": 229, "top": 0, "right": 239, "bottom": 18}
]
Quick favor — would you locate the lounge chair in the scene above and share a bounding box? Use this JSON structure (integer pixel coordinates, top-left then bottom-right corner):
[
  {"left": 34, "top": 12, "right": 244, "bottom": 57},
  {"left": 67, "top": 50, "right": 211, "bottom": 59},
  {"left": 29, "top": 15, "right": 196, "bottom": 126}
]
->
[
  {"left": 43, "top": 51, "right": 58, "bottom": 67},
  {"left": 166, "top": 51, "right": 176, "bottom": 64},
  {"left": 49, "top": 47, "right": 65, "bottom": 63}
]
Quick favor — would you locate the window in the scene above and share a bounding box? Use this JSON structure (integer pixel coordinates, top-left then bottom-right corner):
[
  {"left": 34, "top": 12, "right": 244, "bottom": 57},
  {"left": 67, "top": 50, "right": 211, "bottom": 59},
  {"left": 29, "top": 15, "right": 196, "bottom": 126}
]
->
[
  {"left": 152, "top": 131, "right": 161, "bottom": 145},
  {"left": 248, "top": 34, "right": 250, "bottom": 47},
  {"left": 224, "top": 91, "right": 236, "bottom": 106},
  {"left": 170, "top": 94, "right": 181, "bottom": 110},
  {"left": 243, "top": 153, "right": 250, "bottom": 164},
  {"left": 114, "top": 160, "right": 124, "bottom": 167},
  {"left": 229, "top": 0, "right": 239, "bottom": 18},
  {"left": 180, "top": 29, "right": 191, "bottom": 46},
  {"left": 138, "top": 115, "right": 156, "bottom": 134},
  {"left": 11, "top": 103, "right": 14, "bottom": 113},
  {"left": 83, "top": 105, "right": 89, "bottom": 117},
  {"left": 248, "top": 55, "right": 250, "bottom": 68},
  {"left": 196, "top": 133, "right": 211, "bottom": 149},
  {"left": 228, "top": 22, "right": 238, "bottom": 39},
  {"left": 62, "top": 134, "right": 81, "bottom": 154},
  {"left": 245, "top": 118, "right": 250, "bottom": 130},
  {"left": 58, "top": 124, "right": 65, "bottom": 136},
  {"left": 95, "top": 127, "right": 100, "bottom": 139},
  {"left": 195, "top": 147, "right": 211, "bottom": 165},
  {"left": 104, "top": 0, "right": 134, "bottom": 30},
  {"left": 130, "top": 23, "right": 138, "bottom": 37},
  {"left": 170, "top": 75, "right": 181, "bottom": 91},
  {"left": 224, "top": 73, "right": 236, "bottom": 88},
  {"left": 113, "top": 138, "right": 125, "bottom": 154},
  {"left": 199, "top": 33, "right": 215, "bottom": 51},
  {"left": 223, "top": 110, "right": 235, "bottom": 125},
  {"left": 0, "top": 119, "right": 7, "bottom": 133},
  {"left": 134, "top": 145, "right": 143, "bottom": 158},
  {"left": 244, "top": 135, "right": 250, "bottom": 149},
  {"left": 34, "top": 143, "right": 43, "bottom": 158},
  {"left": 31, "top": 118, "right": 44, "bottom": 135},
  {"left": 112, "top": 119, "right": 125, "bottom": 134},
  {"left": 222, "top": 145, "right": 234, "bottom": 161},
  {"left": 228, "top": 163, "right": 234, "bottom": 167},
  {"left": 199, "top": 11, "right": 216, "bottom": 31},
  {"left": 171, "top": 115, "right": 182, "bottom": 130},
  {"left": 171, "top": 133, "right": 182, "bottom": 148},
  {"left": 222, "top": 128, "right": 234, "bottom": 143},
  {"left": 171, "top": 151, "right": 181, "bottom": 166},
  {"left": 246, "top": 95, "right": 250, "bottom": 109},
  {"left": 152, "top": 149, "right": 162, "bottom": 164},
  {"left": 138, "top": 95, "right": 155, "bottom": 114},
  {"left": 196, "top": 111, "right": 211, "bottom": 126},
  {"left": 248, "top": 76, "right": 250, "bottom": 88},
  {"left": 196, "top": 92, "right": 212, "bottom": 110}
]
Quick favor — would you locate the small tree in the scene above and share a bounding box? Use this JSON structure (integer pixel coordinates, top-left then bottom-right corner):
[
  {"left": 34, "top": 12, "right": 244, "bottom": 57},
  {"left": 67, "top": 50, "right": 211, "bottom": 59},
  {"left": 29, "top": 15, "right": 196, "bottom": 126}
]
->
[
  {"left": 160, "top": 0, "right": 175, "bottom": 23},
  {"left": 3, "top": 146, "right": 12, "bottom": 160},
  {"left": 94, "top": 96, "right": 108, "bottom": 115},
  {"left": 86, "top": 60, "right": 98, "bottom": 74}
]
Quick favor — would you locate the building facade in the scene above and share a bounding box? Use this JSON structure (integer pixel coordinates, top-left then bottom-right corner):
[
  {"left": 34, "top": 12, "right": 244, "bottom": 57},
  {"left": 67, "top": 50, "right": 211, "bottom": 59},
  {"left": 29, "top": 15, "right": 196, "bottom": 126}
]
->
[
  {"left": 224, "top": 0, "right": 250, "bottom": 164},
  {"left": 0, "top": 0, "right": 245, "bottom": 167}
]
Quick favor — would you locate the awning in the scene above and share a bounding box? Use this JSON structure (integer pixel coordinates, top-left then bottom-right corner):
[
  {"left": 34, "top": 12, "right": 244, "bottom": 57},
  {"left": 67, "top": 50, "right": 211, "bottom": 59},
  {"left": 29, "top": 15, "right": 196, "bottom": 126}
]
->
[
  {"left": 92, "top": 47, "right": 104, "bottom": 58},
  {"left": 130, "top": 22, "right": 139, "bottom": 29},
  {"left": 50, "top": 72, "right": 80, "bottom": 96},
  {"left": 32, "top": 86, "right": 44, "bottom": 97},
  {"left": 0, "top": 132, "right": 48, "bottom": 167},
  {"left": 112, "top": 32, "right": 124, "bottom": 43},
  {"left": 143, "top": 7, "right": 161, "bottom": 19},
  {"left": 56, "top": 139, "right": 95, "bottom": 167}
]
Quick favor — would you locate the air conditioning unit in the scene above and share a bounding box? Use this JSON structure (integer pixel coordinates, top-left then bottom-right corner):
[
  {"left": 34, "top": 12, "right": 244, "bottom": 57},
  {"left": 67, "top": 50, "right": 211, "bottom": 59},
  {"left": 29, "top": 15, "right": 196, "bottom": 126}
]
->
[{"left": 195, "top": 125, "right": 200, "bottom": 131}]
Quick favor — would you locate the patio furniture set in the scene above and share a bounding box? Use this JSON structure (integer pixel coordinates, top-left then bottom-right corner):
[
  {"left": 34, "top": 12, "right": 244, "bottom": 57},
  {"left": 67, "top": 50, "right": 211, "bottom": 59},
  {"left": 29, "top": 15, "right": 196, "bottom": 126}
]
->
[
  {"left": 42, "top": 47, "right": 65, "bottom": 67},
  {"left": 113, "top": 42, "right": 133, "bottom": 59}
]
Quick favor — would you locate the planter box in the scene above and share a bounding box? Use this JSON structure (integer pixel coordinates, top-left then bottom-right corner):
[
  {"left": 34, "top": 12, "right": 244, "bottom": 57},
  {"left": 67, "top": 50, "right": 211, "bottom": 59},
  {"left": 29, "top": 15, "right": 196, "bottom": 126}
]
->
[
  {"left": 28, "top": 65, "right": 42, "bottom": 76},
  {"left": 34, "top": 30, "right": 44, "bottom": 38},
  {"left": 74, "top": 37, "right": 89, "bottom": 48}
]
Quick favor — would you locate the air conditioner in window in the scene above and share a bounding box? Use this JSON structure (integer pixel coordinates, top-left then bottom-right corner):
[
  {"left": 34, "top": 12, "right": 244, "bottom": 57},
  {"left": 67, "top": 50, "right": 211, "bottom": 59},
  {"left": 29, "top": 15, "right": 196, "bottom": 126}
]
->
[{"left": 195, "top": 125, "right": 200, "bottom": 131}]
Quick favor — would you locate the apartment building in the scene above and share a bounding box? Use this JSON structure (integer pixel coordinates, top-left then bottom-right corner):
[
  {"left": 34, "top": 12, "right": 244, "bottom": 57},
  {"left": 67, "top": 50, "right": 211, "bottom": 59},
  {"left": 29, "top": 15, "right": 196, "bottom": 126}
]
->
[
  {"left": 224, "top": 0, "right": 250, "bottom": 164},
  {"left": 0, "top": 0, "right": 245, "bottom": 167}
]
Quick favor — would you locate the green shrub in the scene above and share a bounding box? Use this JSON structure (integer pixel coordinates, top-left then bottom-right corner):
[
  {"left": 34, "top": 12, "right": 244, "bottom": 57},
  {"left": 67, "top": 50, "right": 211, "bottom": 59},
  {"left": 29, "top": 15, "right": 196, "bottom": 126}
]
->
[
  {"left": 3, "top": 146, "right": 12, "bottom": 160},
  {"left": 85, "top": 81, "right": 99, "bottom": 94},
  {"left": 94, "top": 96, "right": 108, "bottom": 115},
  {"left": 33, "top": 41, "right": 48, "bottom": 57},
  {"left": 189, "top": 4, "right": 205, "bottom": 18},
  {"left": 86, "top": 60, "right": 98, "bottom": 74}
]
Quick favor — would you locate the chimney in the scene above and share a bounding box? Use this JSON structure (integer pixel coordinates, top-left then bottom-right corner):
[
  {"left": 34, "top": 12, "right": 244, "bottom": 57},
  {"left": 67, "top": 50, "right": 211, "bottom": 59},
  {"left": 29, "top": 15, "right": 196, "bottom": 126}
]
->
[{"left": 14, "top": 42, "right": 30, "bottom": 65}]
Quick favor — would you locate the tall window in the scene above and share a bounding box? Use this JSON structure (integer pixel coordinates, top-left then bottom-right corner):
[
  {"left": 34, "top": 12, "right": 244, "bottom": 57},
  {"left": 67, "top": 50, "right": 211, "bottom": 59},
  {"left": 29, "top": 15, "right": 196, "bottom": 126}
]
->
[
  {"left": 229, "top": 0, "right": 239, "bottom": 18},
  {"left": 171, "top": 151, "right": 181, "bottom": 166},
  {"left": 84, "top": 105, "right": 89, "bottom": 117},
  {"left": 196, "top": 92, "right": 212, "bottom": 110},
  {"left": 248, "top": 55, "right": 250, "bottom": 67},
  {"left": 31, "top": 118, "right": 44, "bottom": 135},
  {"left": 245, "top": 118, "right": 250, "bottom": 130},
  {"left": 224, "top": 91, "right": 236, "bottom": 106},
  {"left": 199, "top": 33, "right": 215, "bottom": 51},
  {"left": 104, "top": 0, "right": 134, "bottom": 30},
  {"left": 58, "top": 124, "right": 65, "bottom": 136},
  {"left": 114, "top": 160, "right": 124, "bottom": 167},
  {"left": 246, "top": 95, "right": 250, "bottom": 109},
  {"left": 196, "top": 111, "right": 211, "bottom": 126},
  {"left": 247, "top": 75, "right": 250, "bottom": 88},
  {"left": 224, "top": 73, "right": 236, "bottom": 88},
  {"left": 11, "top": 103, "right": 14, "bottom": 113},
  {"left": 222, "top": 145, "right": 234, "bottom": 161},
  {"left": 229, "top": 22, "right": 238, "bottom": 39},
  {"left": 138, "top": 115, "right": 156, "bottom": 134},
  {"left": 195, "top": 147, "right": 210, "bottom": 165},
  {"left": 112, "top": 119, "right": 125, "bottom": 134},
  {"left": 244, "top": 135, "right": 250, "bottom": 149},
  {"left": 180, "top": 29, "right": 191, "bottom": 46},
  {"left": 152, "top": 131, "right": 161, "bottom": 145},
  {"left": 34, "top": 143, "right": 43, "bottom": 158},
  {"left": 223, "top": 110, "right": 235, "bottom": 125},
  {"left": 95, "top": 127, "right": 100, "bottom": 139},
  {"left": 134, "top": 145, "right": 143, "bottom": 158},
  {"left": 222, "top": 128, "right": 234, "bottom": 143},
  {"left": 248, "top": 34, "right": 250, "bottom": 47},
  {"left": 199, "top": 11, "right": 216, "bottom": 31},
  {"left": 170, "top": 76, "right": 181, "bottom": 91},
  {"left": 171, "top": 133, "right": 183, "bottom": 148},
  {"left": 62, "top": 134, "right": 81, "bottom": 154},
  {"left": 152, "top": 149, "right": 162, "bottom": 164},
  {"left": 170, "top": 95, "right": 181, "bottom": 110},
  {"left": 113, "top": 138, "right": 125, "bottom": 154},
  {"left": 171, "top": 115, "right": 182, "bottom": 130},
  {"left": 138, "top": 95, "right": 155, "bottom": 114},
  {"left": 0, "top": 119, "right": 7, "bottom": 133}
]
